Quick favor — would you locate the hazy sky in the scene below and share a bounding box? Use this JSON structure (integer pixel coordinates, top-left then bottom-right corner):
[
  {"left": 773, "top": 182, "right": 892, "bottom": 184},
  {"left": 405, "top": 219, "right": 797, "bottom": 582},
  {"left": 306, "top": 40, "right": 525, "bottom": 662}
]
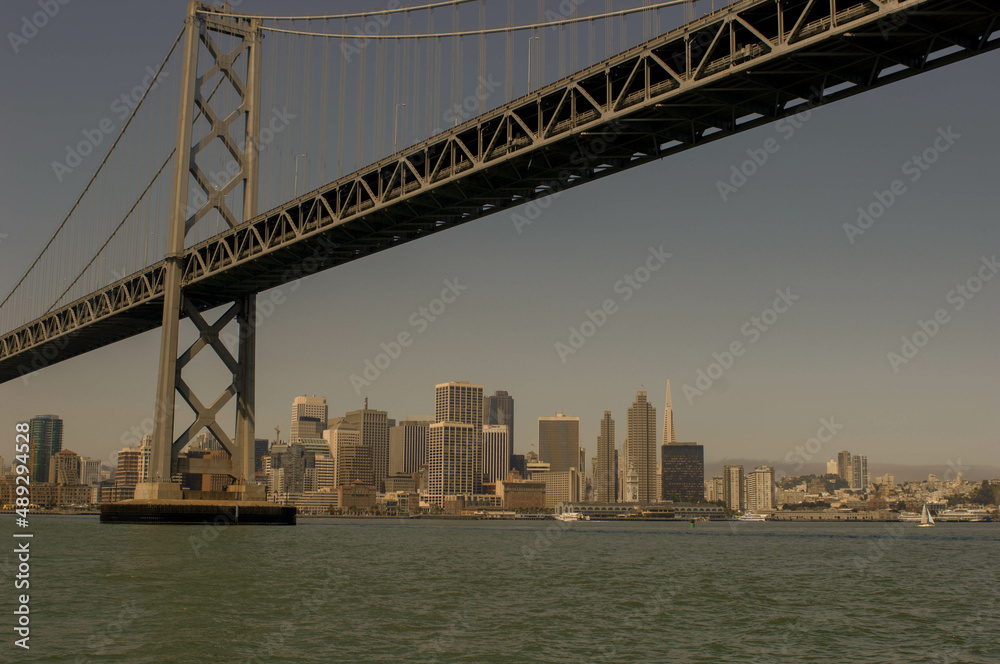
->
[{"left": 1, "top": 1, "right": 998, "bottom": 478}]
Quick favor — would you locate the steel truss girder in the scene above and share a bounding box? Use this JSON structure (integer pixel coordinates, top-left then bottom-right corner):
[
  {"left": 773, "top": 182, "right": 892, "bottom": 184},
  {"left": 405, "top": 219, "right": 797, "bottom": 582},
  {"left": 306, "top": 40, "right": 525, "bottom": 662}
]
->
[{"left": 1, "top": 0, "right": 998, "bottom": 384}]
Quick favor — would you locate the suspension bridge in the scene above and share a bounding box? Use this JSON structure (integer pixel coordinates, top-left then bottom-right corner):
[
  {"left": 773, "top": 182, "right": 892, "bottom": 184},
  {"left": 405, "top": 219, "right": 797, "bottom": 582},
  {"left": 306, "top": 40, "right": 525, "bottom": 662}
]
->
[{"left": 1, "top": 0, "right": 996, "bottom": 490}]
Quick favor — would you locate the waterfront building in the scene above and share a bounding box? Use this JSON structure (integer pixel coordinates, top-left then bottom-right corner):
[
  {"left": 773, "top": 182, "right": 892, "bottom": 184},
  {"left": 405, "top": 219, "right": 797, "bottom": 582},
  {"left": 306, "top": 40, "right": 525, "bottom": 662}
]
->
[
  {"left": 78, "top": 457, "right": 102, "bottom": 486},
  {"left": 428, "top": 422, "right": 480, "bottom": 507},
  {"left": 48, "top": 449, "right": 80, "bottom": 485},
  {"left": 496, "top": 470, "right": 546, "bottom": 511},
  {"left": 29, "top": 414, "right": 63, "bottom": 485},
  {"left": 344, "top": 405, "right": 390, "bottom": 491},
  {"left": 660, "top": 443, "right": 704, "bottom": 502},
  {"left": 538, "top": 413, "right": 580, "bottom": 473},
  {"left": 723, "top": 464, "right": 745, "bottom": 511},
  {"left": 746, "top": 466, "right": 775, "bottom": 512},
  {"left": 483, "top": 390, "right": 514, "bottom": 459},
  {"left": 290, "top": 396, "right": 328, "bottom": 444},
  {"left": 530, "top": 468, "right": 580, "bottom": 508},
  {"left": 482, "top": 425, "right": 512, "bottom": 483},
  {"left": 595, "top": 411, "right": 618, "bottom": 503},
  {"left": 389, "top": 420, "right": 430, "bottom": 475},
  {"left": 627, "top": 392, "right": 657, "bottom": 503}
]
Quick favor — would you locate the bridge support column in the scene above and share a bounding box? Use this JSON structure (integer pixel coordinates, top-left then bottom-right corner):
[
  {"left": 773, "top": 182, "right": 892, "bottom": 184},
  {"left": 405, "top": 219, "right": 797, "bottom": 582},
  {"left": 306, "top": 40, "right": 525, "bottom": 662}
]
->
[{"left": 143, "top": 1, "right": 264, "bottom": 497}]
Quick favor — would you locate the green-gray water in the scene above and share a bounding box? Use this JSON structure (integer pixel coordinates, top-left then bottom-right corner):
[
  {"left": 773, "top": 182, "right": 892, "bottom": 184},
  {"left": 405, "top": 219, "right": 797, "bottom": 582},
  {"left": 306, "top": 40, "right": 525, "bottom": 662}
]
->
[{"left": 4, "top": 516, "right": 998, "bottom": 663}]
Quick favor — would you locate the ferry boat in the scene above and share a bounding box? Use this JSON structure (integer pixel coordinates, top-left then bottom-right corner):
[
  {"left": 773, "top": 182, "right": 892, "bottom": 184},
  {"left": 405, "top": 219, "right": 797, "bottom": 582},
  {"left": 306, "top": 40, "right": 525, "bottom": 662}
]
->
[
  {"left": 899, "top": 511, "right": 922, "bottom": 522},
  {"left": 554, "top": 511, "right": 589, "bottom": 522},
  {"left": 735, "top": 513, "right": 768, "bottom": 522},
  {"left": 936, "top": 507, "right": 990, "bottom": 522}
]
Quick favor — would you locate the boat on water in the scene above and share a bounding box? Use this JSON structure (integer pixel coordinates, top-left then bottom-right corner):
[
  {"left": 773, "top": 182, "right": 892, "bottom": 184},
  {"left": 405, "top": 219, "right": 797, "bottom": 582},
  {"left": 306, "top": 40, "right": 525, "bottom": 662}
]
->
[
  {"left": 936, "top": 507, "right": 990, "bottom": 522},
  {"left": 917, "top": 503, "right": 935, "bottom": 528},
  {"left": 899, "top": 511, "right": 922, "bottom": 522},
  {"left": 554, "top": 511, "right": 590, "bottom": 522},
  {"left": 736, "top": 513, "right": 768, "bottom": 522}
]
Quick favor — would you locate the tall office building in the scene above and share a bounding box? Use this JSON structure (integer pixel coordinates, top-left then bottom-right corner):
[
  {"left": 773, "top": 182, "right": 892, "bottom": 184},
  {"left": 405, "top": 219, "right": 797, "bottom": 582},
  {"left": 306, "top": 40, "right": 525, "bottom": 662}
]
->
[
  {"left": 595, "top": 411, "right": 616, "bottom": 503},
  {"left": 344, "top": 405, "right": 390, "bottom": 491},
  {"left": 429, "top": 382, "right": 484, "bottom": 506},
  {"left": 660, "top": 443, "right": 704, "bottom": 502},
  {"left": 79, "top": 457, "right": 102, "bottom": 486},
  {"left": 428, "top": 422, "right": 479, "bottom": 506},
  {"left": 746, "top": 466, "right": 775, "bottom": 512},
  {"left": 662, "top": 379, "right": 676, "bottom": 445},
  {"left": 483, "top": 390, "right": 514, "bottom": 460},
  {"left": 252, "top": 438, "right": 270, "bottom": 479},
  {"left": 837, "top": 450, "right": 853, "bottom": 485},
  {"left": 482, "top": 425, "right": 512, "bottom": 484},
  {"left": 722, "top": 464, "right": 745, "bottom": 511},
  {"left": 49, "top": 449, "right": 80, "bottom": 485},
  {"left": 290, "top": 396, "right": 328, "bottom": 443},
  {"left": 538, "top": 414, "right": 580, "bottom": 474},
  {"left": 29, "top": 415, "right": 63, "bottom": 485},
  {"left": 389, "top": 420, "right": 430, "bottom": 475},
  {"left": 627, "top": 392, "right": 657, "bottom": 503},
  {"left": 851, "top": 455, "right": 868, "bottom": 491}
]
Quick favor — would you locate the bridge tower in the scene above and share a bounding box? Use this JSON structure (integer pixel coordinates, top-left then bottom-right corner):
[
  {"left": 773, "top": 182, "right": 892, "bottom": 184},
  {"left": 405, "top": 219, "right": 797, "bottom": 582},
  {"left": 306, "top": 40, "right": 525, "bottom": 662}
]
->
[{"left": 141, "top": 1, "right": 263, "bottom": 499}]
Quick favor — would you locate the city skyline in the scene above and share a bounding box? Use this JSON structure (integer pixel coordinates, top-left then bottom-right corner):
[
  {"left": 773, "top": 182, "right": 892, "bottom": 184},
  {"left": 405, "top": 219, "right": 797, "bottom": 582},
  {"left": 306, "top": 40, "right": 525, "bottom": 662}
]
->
[{"left": 2, "top": 1, "right": 999, "bottom": 476}]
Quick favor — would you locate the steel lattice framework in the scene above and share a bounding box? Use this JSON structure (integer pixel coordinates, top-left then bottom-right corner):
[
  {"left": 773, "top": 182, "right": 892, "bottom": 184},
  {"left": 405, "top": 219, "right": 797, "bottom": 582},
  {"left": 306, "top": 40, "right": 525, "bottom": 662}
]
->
[{"left": 1, "top": 0, "right": 997, "bottom": 393}]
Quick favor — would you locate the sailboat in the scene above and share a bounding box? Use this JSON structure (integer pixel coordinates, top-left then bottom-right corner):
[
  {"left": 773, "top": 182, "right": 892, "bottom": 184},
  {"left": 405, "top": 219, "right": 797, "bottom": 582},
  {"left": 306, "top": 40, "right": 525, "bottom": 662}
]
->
[{"left": 917, "top": 503, "right": 935, "bottom": 528}]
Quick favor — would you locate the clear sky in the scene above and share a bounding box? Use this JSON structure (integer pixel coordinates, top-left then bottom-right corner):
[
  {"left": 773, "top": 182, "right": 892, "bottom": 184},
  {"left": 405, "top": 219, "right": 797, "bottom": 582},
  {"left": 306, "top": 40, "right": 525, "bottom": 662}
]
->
[{"left": 1, "top": 1, "right": 998, "bottom": 478}]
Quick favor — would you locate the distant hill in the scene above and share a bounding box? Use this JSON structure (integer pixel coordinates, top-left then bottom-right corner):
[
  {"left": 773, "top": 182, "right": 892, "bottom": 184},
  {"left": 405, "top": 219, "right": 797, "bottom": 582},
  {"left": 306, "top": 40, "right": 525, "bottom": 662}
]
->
[{"left": 705, "top": 458, "right": 1000, "bottom": 484}]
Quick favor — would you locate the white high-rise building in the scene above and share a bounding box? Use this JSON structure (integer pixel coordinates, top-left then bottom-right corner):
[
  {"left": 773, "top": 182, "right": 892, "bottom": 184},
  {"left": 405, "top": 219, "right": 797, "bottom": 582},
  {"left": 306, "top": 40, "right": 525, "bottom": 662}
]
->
[
  {"left": 291, "top": 396, "right": 328, "bottom": 444},
  {"left": 482, "top": 425, "right": 511, "bottom": 484},
  {"left": 662, "top": 379, "right": 675, "bottom": 445},
  {"left": 826, "top": 459, "right": 838, "bottom": 475},
  {"left": 79, "top": 457, "right": 102, "bottom": 486},
  {"left": 746, "top": 466, "right": 775, "bottom": 513},
  {"left": 429, "top": 382, "right": 484, "bottom": 506}
]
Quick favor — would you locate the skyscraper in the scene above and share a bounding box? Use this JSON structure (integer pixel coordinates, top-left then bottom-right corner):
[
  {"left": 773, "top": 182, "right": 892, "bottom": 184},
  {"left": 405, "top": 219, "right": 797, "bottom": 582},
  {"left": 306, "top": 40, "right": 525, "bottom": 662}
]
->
[
  {"left": 660, "top": 443, "right": 704, "bottom": 502},
  {"left": 344, "top": 405, "right": 390, "bottom": 491},
  {"left": 29, "top": 414, "right": 63, "bottom": 485},
  {"left": 290, "top": 396, "right": 328, "bottom": 444},
  {"left": 662, "top": 379, "right": 676, "bottom": 445},
  {"left": 746, "top": 466, "right": 775, "bottom": 512},
  {"left": 483, "top": 390, "right": 514, "bottom": 460},
  {"left": 482, "top": 425, "right": 511, "bottom": 483},
  {"left": 723, "top": 464, "right": 745, "bottom": 511},
  {"left": 595, "top": 411, "right": 616, "bottom": 503},
  {"left": 627, "top": 392, "right": 657, "bottom": 503},
  {"left": 851, "top": 455, "right": 868, "bottom": 491},
  {"left": 389, "top": 420, "right": 430, "bottom": 475},
  {"left": 49, "top": 449, "right": 80, "bottom": 485},
  {"left": 837, "top": 450, "right": 852, "bottom": 484},
  {"left": 429, "top": 382, "right": 484, "bottom": 506},
  {"left": 428, "top": 422, "right": 479, "bottom": 506},
  {"left": 538, "top": 414, "right": 580, "bottom": 473}
]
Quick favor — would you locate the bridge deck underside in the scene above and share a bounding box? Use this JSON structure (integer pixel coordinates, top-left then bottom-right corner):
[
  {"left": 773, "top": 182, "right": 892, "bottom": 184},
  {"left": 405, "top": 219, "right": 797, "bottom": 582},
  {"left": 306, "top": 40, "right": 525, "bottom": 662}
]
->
[{"left": 1, "top": 0, "right": 997, "bottom": 383}]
